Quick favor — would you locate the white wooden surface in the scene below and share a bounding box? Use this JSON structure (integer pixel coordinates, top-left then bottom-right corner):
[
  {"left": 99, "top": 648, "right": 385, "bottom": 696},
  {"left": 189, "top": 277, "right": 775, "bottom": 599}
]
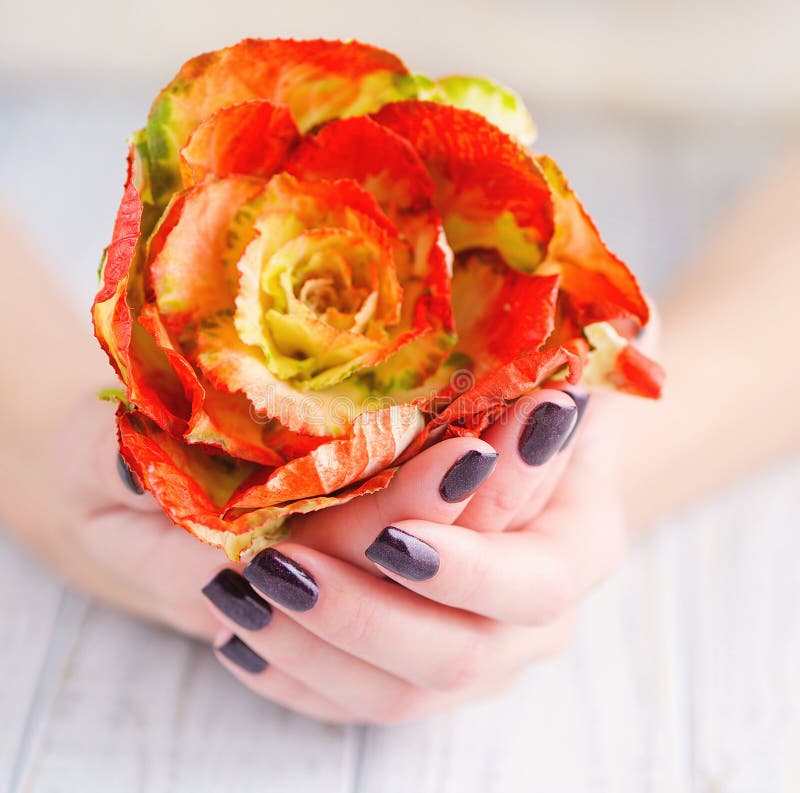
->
[{"left": 1, "top": 87, "right": 799, "bottom": 792}]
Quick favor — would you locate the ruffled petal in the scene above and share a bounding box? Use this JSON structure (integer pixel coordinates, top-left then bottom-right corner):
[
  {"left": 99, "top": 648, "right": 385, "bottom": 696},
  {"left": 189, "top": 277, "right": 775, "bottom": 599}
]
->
[
  {"left": 92, "top": 147, "right": 142, "bottom": 382},
  {"left": 430, "top": 341, "right": 587, "bottom": 437},
  {"left": 144, "top": 38, "right": 410, "bottom": 205},
  {"left": 118, "top": 407, "right": 399, "bottom": 560},
  {"left": 536, "top": 155, "right": 649, "bottom": 328},
  {"left": 373, "top": 101, "right": 554, "bottom": 272},
  {"left": 285, "top": 116, "right": 435, "bottom": 213},
  {"left": 149, "top": 176, "right": 267, "bottom": 337},
  {"left": 285, "top": 124, "right": 457, "bottom": 392},
  {"left": 228, "top": 404, "right": 424, "bottom": 509},
  {"left": 422, "top": 74, "right": 536, "bottom": 146},
  {"left": 195, "top": 314, "right": 368, "bottom": 437},
  {"left": 180, "top": 100, "right": 301, "bottom": 185},
  {"left": 137, "top": 304, "right": 285, "bottom": 466},
  {"left": 118, "top": 409, "right": 257, "bottom": 513},
  {"left": 579, "top": 322, "right": 664, "bottom": 398},
  {"left": 449, "top": 254, "right": 560, "bottom": 378}
]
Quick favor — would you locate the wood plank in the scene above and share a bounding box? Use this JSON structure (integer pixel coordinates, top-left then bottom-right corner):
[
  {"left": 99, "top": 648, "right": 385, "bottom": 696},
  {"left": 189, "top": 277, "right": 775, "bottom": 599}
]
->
[
  {"left": 14, "top": 602, "right": 356, "bottom": 792},
  {"left": 686, "top": 458, "right": 800, "bottom": 792},
  {"left": 0, "top": 536, "right": 67, "bottom": 787}
]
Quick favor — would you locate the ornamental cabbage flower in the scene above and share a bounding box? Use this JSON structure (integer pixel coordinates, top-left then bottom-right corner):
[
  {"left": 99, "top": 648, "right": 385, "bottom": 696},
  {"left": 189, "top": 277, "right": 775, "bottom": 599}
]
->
[{"left": 92, "top": 38, "right": 663, "bottom": 560}]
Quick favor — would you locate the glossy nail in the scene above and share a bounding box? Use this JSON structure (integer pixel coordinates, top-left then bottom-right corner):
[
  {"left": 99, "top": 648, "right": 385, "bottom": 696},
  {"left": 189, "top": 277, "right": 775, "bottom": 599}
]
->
[
  {"left": 202, "top": 569, "right": 273, "bottom": 631},
  {"left": 559, "top": 390, "right": 590, "bottom": 451},
  {"left": 365, "top": 526, "right": 440, "bottom": 581},
  {"left": 518, "top": 402, "right": 577, "bottom": 466},
  {"left": 244, "top": 549, "right": 319, "bottom": 612},
  {"left": 439, "top": 450, "right": 498, "bottom": 503},
  {"left": 217, "top": 635, "right": 268, "bottom": 674},
  {"left": 116, "top": 453, "right": 144, "bottom": 494}
]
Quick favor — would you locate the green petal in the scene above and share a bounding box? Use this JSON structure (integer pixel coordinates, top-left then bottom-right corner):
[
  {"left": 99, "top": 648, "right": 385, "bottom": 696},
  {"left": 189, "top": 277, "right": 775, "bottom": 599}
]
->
[{"left": 398, "top": 73, "right": 536, "bottom": 146}]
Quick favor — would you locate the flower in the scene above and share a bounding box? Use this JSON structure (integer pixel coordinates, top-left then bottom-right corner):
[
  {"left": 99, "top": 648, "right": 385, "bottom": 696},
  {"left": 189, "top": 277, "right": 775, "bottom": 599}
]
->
[{"left": 93, "top": 38, "right": 663, "bottom": 560}]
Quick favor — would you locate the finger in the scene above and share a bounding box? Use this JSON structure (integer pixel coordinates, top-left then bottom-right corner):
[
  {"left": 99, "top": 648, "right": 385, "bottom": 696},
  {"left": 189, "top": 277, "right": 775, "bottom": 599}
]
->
[
  {"left": 59, "top": 394, "right": 160, "bottom": 512},
  {"left": 289, "top": 435, "right": 498, "bottom": 571},
  {"left": 240, "top": 543, "right": 494, "bottom": 692},
  {"left": 76, "top": 506, "right": 227, "bottom": 641},
  {"left": 202, "top": 568, "right": 449, "bottom": 723},
  {"left": 203, "top": 566, "right": 577, "bottom": 722},
  {"left": 213, "top": 632, "right": 357, "bottom": 724},
  {"left": 212, "top": 625, "right": 525, "bottom": 726},
  {"left": 362, "top": 519, "right": 576, "bottom": 625},
  {"left": 509, "top": 387, "right": 600, "bottom": 532},
  {"left": 363, "top": 391, "right": 625, "bottom": 624},
  {"left": 518, "top": 396, "right": 629, "bottom": 591},
  {"left": 458, "top": 388, "right": 580, "bottom": 531}
]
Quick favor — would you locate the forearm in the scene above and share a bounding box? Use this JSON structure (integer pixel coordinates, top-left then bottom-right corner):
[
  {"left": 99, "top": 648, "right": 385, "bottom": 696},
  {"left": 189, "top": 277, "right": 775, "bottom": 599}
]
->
[
  {"left": 621, "top": 148, "right": 800, "bottom": 527},
  {"left": 0, "top": 206, "right": 108, "bottom": 560}
]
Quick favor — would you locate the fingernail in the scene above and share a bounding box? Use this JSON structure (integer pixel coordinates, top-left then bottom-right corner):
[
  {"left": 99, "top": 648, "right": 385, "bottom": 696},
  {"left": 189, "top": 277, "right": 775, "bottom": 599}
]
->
[
  {"left": 559, "top": 390, "right": 590, "bottom": 451},
  {"left": 217, "top": 635, "right": 268, "bottom": 674},
  {"left": 518, "top": 402, "right": 577, "bottom": 466},
  {"left": 117, "top": 453, "right": 144, "bottom": 494},
  {"left": 244, "top": 549, "right": 319, "bottom": 612},
  {"left": 365, "top": 526, "right": 440, "bottom": 581},
  {"left": 202, "top": 569, "right": 273, "bottom": 630},
  {"left": 439, "top": 450, "right": 498, "bottom": 503}
]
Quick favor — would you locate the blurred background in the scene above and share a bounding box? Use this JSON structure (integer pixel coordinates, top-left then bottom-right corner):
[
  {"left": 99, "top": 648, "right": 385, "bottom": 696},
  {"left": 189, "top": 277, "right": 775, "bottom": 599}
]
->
[{"left": 1, "top": 0, "right": 798, "bottom": 306}]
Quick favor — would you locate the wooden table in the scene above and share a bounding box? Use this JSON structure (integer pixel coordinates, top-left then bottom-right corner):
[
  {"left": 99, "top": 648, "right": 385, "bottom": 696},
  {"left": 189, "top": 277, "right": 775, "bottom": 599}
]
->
[{"left": 1, "top": 87, "right": 798, "bottom": 792}]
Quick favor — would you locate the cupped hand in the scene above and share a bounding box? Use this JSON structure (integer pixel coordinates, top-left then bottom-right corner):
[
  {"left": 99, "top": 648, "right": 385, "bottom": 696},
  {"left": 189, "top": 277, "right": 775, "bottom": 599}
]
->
[{"left": 57, "top": 387, "right": 625, "bottom": 724}]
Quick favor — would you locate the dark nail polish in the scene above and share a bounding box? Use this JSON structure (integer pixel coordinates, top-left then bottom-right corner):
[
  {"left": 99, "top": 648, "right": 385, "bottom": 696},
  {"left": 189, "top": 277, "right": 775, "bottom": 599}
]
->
[
  {"left": 559, "top": 390, "right": 590, "bottom": 451},
  {"left": 365, "top": 527, "right": 440, "bottom": 581},
  {"left": 439, "top": 450, "right": 498, "bottom": 503},
  {"left": 117, "top": 453, "right": 144, "bottom": 494},
  {"left": 518, "top": 402, "right": 577, "bottom": 466},
  {"left": 244, "top": 549, "right": 319, "bottom": 612},
  {"left": 217, "top": 635, "right": 268, "bottom": 674},
  {"left": 202, "top": 569, "right": 273, "bottom": 630}
]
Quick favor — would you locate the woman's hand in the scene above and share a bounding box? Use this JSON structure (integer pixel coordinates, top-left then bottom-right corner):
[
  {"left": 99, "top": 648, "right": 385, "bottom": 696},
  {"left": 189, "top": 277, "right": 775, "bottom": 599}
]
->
[{"left": 57, "top": 385, "right": 625, "bottom": 725}]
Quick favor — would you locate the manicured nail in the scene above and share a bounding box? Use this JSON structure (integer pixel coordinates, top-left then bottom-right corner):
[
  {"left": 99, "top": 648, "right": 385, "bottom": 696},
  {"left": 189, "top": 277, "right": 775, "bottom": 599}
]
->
[
  {"left": 202, "top": 569, "right": 273, "bottom": 631},
  {"left": 559, "top": 389, "right": 590, "bottom": 451},
  {"left": 244, "top": 549, "right": 319, "bottom": 612},
  {"left": 439, "top": 450, "right": 498, "bottom": 503},
  {"left": 116, "top": 453, "right": 144, "bottom": 494},
  {"left": 365, "top": 526, "right": 440, "bottom": 581},
  {"left": 518, "top": 402, "right": 577, "bottom": 466},
  {"left": 217, "top": 635, "right": 268, "bottom": 674}
]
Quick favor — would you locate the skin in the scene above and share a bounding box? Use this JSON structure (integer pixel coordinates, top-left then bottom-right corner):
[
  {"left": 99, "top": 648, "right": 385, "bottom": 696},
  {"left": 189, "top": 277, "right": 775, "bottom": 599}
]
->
[{"left": 1, "top": 149, "right": 799, "bottom": 723}]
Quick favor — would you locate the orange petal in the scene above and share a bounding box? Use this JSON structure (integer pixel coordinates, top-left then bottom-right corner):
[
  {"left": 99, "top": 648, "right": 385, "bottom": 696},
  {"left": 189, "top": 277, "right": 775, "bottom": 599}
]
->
[
  {"left": 145, "top": 38, "right": 409, "bottom": 205},
  {"left": 373, "top": 101, "right": 554, "bottom": 271},
  {"left": 285, "top": 115, "right": 435, "bottom": 213},
  {"left": 450, "top": 254, "right": 560, "bottom": 378},
  {"left": 430, "top": 342, "right": 587, "bottom": 437},
  {"left": 180, "top": 100, "right": 300, "bottom": 185},
  {"left": 611, "top": 345, "right": 665, "bottom": 398},
  {"left": 148, "top": 176, "right": 267, "bottom": 337},
  {"left": 536, "top": 155, "right": 649, "bottom": 328},
  {"left": 228, "top": 404, "right": 424, "bottom": 509},
  {"left": 92, "top": 148, "right": 141, "bottom": 382},
  {"left": 118, "top": 407, "right": 398, "bottom": 560},
  {"left": 137, "top": 304, "right": 286, "bottom": 466}
]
